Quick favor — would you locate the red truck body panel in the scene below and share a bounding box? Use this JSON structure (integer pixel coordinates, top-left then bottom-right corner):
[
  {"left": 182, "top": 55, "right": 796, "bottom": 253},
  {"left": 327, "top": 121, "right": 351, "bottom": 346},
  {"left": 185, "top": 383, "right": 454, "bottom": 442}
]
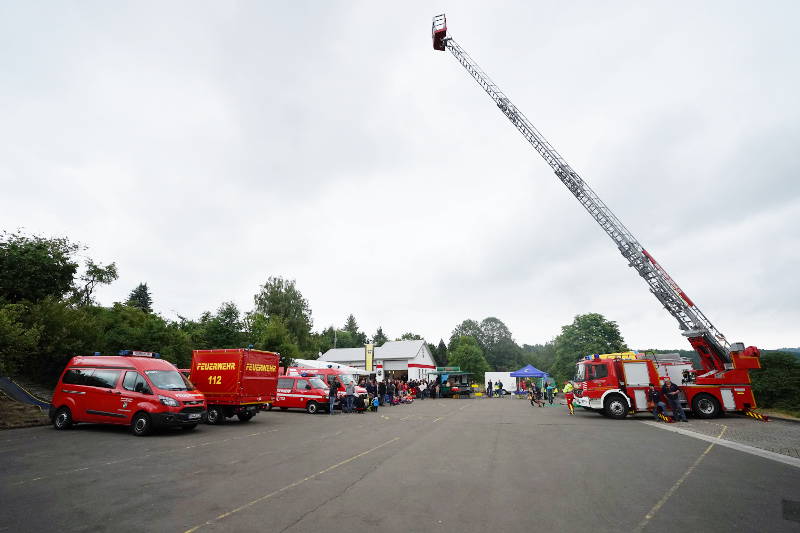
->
[{"left": 190, "top": 349, "right": 279, "bottom": 406}]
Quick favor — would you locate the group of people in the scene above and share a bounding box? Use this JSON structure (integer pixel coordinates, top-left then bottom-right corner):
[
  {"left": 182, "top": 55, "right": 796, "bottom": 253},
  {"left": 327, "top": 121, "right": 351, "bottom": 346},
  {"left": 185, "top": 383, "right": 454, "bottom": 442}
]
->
[
  {"left": 326, "top": 376, "right": 443, "bottom": 415},
  {"left": 525, "top": 381, "right": 558, "bottom": 407},
  {"left": 647, "top": 377, "right": 688, "bottom": 422}
]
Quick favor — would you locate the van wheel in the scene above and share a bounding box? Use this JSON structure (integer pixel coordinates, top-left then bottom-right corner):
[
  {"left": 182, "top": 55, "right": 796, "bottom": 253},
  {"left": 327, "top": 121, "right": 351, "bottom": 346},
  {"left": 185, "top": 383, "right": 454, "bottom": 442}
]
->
[
  {"left": 306, "top": 401, "right": 319, "bottom": 414},
  {"left": 603, "top": 394, "right": 628, "bottom": 420},
  {"left": 692, "top": 393, "right": 721, "bottom": 419},
  {"left": 237, "top": 412, "right": 254, "bottom": 422},
  {"left": 182, "top": 424, "right": 197, "bottom": 431},
  {"left": 207, "top": 406, "right": 225, "bottom": 425},
  {"left": 53, "top": 407, "right": 73, "bottom": 430},
  {"left": 131, "top": 413, "right": 152, "bottom": 436}
]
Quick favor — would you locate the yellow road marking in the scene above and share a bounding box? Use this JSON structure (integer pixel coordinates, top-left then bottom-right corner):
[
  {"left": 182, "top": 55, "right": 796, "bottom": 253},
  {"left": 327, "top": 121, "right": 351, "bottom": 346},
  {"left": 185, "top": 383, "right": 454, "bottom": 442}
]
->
[
  {"left": 634, "top": 425, "right": 727, "bottom": 531},
  {"left": 183, "top": 436, "right": 400, "bottom": 533}
]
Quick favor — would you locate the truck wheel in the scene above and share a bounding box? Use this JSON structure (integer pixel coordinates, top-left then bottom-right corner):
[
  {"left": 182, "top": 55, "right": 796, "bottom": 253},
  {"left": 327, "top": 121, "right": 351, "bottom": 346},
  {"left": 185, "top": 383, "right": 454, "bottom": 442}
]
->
[
  {"left": 131, "top": 412, "right": 152, "bottom": 436},
  {"left": 603, "top": 394, "right": 628, "bottom": 420},
  {"left": 53, "top": 407, "right": 73, "bottom": 430},
  {"left": 279, "top": 407, "right": 288, "bottom": 411},
  {"left": 207, "top": 406, "right": 225, "bottom": 425},
  {"left": 692, "top": 394, "right": 721, "bottom": 419},
  {"left": 306, "top": 401, "right": 319, "bottom": 414},
  {"left": 237, "top": 412, "right": 254, "bottom": 422},
  {"left": 266, "top": 404, "right": 273, "bottom": 411}
]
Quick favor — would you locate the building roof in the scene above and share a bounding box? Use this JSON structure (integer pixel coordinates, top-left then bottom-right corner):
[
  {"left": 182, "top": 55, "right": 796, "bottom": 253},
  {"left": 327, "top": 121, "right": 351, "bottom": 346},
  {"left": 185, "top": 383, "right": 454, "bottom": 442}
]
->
[{"left": 320, "top": 339, "right": 429, "bottom": 363}]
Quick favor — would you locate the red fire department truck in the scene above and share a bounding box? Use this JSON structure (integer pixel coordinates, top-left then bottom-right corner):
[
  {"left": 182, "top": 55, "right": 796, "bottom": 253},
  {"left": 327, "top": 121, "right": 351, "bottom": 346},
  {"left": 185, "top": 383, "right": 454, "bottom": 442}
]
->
[
  {"left": 431, "top": 14, "right": 763, "bottom": 419},
  {"left": 189, "top": 348, "right": 279, "bottom": 424},
  {"left": 572, "top": 350, "right": 760, "bottom": 419}
]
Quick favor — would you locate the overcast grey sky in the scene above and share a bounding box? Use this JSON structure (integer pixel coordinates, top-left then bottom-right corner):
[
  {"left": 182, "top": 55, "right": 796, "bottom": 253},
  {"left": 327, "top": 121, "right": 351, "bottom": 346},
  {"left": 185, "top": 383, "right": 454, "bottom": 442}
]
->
[{"left": 2, "top": 1, "right": 798, "bottom": 349}]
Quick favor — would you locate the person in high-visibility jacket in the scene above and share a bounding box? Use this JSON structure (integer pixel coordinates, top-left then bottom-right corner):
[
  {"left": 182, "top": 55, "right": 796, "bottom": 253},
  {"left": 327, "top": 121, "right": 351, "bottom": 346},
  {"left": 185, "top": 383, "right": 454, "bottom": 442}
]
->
[{"left": 563, "top": 381, "right": 575, "bottom": 415}]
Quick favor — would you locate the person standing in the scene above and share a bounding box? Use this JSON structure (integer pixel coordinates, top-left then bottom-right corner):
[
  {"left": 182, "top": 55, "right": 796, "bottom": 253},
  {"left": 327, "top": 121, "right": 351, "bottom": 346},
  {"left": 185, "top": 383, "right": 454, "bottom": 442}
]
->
[
  {"left": 345, "top": 380, "right": 355, "bottom": 414},
  {"left": 497, "top": 380, "right": 504, "bottom": 397},
  {"left": 647, "top": 383, "right": 667, "bottom": 420},
  {"left": 546, "top": 382, "right": 555, "bottom": 405},
  {"left": 563, "top": 381, "right": 575, "bottom": 415},
  {"left": 378, "top": 380, "right": 386, "bottom": 406},
  {"left": 487, "top": 380, "right": 493, "bottom": 398},
  {"left": 328, "top": 377, "right": 339, "bottom": 415},
  {"left": 387, "top": 380, "right": 396, "bottom": 405},
  {"left": 662, "top": 377, "right": 687, "bottom": 422}
]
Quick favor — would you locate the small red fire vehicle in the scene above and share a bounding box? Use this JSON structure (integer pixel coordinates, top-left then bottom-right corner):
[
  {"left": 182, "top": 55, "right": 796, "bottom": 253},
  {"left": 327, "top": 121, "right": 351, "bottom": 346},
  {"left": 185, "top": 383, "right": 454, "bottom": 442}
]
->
[
  {"left": 270, "top": 374, "right": 331, "bottom": 414},
  {"left": 50, "top": 350, "right": 206, "bottom": 436}
]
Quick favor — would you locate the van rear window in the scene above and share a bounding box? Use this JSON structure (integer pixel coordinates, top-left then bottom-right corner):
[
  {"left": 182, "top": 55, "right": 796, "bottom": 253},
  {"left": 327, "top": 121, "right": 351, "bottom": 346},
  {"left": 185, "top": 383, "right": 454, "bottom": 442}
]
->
[
  {"left": 86, "top": 369, "right": 121, "bottom": 388},
  {"left": 62, "top": 368, "right": 121, "bottom": 388},
  {"left": 63, "top": 368, "right": 92, "bottom": 385}
]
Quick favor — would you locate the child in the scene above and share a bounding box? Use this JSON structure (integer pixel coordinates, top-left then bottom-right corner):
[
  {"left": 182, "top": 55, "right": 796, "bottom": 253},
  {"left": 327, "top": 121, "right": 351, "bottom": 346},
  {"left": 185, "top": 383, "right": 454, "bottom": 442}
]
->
[{"left": 371, "top": 395, "right": 379, "bottom": 412}]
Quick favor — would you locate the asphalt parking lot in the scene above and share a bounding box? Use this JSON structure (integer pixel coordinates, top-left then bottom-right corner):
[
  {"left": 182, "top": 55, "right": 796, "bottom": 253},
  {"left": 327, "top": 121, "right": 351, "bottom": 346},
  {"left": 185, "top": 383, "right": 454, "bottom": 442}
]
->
[{"left": 2, "top": 398, "right": 799, "bottom": 532}]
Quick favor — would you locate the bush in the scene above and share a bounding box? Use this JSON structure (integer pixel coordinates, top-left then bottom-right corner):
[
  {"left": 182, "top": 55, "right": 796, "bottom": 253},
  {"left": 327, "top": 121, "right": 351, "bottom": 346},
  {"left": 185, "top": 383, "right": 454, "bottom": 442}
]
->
[{"left": 750, "top": 352, "right": 800, "bottom": 411}]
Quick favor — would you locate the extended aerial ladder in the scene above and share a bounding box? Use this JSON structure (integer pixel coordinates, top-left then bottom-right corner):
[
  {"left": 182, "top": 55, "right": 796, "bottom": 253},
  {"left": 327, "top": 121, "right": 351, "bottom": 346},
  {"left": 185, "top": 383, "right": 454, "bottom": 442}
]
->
[{"left": 431, "top": 14, "right": 760, "bottom": 377}]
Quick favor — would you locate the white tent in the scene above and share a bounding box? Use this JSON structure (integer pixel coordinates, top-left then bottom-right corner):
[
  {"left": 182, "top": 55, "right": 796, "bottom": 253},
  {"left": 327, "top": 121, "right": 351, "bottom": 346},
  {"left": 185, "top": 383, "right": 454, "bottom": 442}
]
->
[{"left": 292, "top": 358, "right": 370, "bottom": 375}]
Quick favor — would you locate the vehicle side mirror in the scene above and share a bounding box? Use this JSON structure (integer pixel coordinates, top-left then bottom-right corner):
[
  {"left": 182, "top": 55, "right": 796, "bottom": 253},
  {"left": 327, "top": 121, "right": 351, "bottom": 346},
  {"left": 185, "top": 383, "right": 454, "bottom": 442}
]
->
[
  {"left": 305, "top": 384, "right": 312, "bottom": 390},
  {"left": 134, "top": 383, "right": 143, "bottom": 393}
]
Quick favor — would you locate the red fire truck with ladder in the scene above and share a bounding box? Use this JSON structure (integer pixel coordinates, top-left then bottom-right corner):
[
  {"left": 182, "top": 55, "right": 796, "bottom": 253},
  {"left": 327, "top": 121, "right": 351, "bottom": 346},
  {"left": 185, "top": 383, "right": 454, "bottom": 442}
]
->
[{"left": 431, "top": 14, "right": 764, "bottom": 420}]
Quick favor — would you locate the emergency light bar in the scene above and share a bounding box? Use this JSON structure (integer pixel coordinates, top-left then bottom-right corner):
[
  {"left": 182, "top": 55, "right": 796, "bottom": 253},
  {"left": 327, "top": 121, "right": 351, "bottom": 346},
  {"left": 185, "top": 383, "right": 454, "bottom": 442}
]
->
[{"left": 118, "top": 350, "right": 161, "bottom": 358}]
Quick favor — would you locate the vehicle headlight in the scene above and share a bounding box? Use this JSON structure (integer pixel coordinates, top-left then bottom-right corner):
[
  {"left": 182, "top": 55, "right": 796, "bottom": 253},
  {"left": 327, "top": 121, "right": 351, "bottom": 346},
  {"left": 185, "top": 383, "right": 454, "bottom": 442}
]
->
[{"left": 159, "top": 395, "right": 180, "bottom": 407}]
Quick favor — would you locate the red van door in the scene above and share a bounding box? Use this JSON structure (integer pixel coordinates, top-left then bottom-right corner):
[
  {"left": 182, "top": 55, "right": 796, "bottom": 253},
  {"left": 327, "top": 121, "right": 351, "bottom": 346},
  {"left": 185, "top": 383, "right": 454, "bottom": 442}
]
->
[
  {"left": 120, "top": 371, "right": 153, "bottom": 422},
  {"left": 84, "top": 368, "right": 126, "bottom": 422}
]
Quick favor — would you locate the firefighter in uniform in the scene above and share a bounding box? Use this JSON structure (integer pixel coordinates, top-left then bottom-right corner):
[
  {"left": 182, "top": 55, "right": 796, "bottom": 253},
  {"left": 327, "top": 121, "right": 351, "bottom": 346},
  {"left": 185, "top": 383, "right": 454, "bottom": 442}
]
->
[{"left": 563, "top": 381, "right": 575, "bottom": 415}]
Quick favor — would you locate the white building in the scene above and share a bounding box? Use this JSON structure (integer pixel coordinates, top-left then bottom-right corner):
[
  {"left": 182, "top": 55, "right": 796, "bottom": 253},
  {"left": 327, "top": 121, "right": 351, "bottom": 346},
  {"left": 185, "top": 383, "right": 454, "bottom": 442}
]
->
[{"left": 319, "top": 340, "right": 437, "bottom": 381}]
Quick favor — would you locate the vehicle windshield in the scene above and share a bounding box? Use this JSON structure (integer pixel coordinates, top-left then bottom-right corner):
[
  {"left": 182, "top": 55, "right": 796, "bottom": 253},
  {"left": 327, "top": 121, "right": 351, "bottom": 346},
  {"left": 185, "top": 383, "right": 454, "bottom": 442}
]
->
[
  {"left": 337, "top": 374, "right": 356, "bottom": 385},
  {"left": 145, "top": 370, "right": 195, "bottom": 391},
  {"left": 309, "top": 378, "right": 327, "bottom": 389},
  {"left": 574, "top": 363, "right": 586, "bottom": 382}
]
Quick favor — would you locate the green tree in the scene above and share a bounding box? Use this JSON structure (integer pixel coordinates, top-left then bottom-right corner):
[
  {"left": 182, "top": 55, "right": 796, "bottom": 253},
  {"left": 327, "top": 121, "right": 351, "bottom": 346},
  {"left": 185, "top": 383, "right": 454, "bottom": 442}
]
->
[
  {"left": 198, "top": 302, "right": 245, "bottom": 348},
  {"left": 448, "top": 336, "right": 491, "bottom": 383},
  {"left": 0, "top": 232, "right": 79, "bottom": 304},
  {"left": 0, "top": 303, "right": 41, "bottom": 375},
  {"left": 449, "top": 319, "right": 482, "bottom": 349},
  {"left": 343, "top": 314, "right": 367, "bottom": 346},
  {"left": 248, "top": 313, "right": 300, "bottom": 370},
  {"left": 521, "top": 342, "right": 557, "bottom": 372},
  {"left": 398, "top": 332, "right": 423, "bottom": 341},
  {"left": 75, "top": 260, "right": 118, "bottom": 306},
  {"left": 750, "top": 352, "right": 800, "bottom": 412},
  {"left": 433, "top": 339, "right": 448, "bottom": 366},
  {"left": 253, "top": 277, "right": 313, "bottom": 355},
  {"left": 373, "top": 327, "right": 389, "bottom": 347},
  {"left": 126, "top": 283, "right": 153, "bottom": 313},
  {"left": 551, "top": 313, "right": 627, "bottom": 383}
]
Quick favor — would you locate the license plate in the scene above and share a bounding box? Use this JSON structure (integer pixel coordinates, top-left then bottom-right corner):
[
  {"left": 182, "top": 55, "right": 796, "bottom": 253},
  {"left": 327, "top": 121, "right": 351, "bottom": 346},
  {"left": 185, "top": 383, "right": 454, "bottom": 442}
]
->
[{"left": 188, "top": 413, "right": 201, "bottom": 420}]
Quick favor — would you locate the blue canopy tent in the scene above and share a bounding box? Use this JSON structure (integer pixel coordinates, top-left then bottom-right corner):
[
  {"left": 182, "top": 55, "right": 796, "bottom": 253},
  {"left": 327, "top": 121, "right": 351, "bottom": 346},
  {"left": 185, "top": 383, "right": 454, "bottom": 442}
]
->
[{"left": 510, "top": 365, "right": 550, "bottom": 393}]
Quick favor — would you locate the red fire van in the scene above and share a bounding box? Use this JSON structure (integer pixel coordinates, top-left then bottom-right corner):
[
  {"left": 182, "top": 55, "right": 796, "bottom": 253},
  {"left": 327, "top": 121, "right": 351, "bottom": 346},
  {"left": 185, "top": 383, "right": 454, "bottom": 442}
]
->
[
  {"left": 270, "top": 375, "right": 331, "bottom": 414},
  {"left": 50, "top": 351, "right": 206, "bottom": 436}
]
